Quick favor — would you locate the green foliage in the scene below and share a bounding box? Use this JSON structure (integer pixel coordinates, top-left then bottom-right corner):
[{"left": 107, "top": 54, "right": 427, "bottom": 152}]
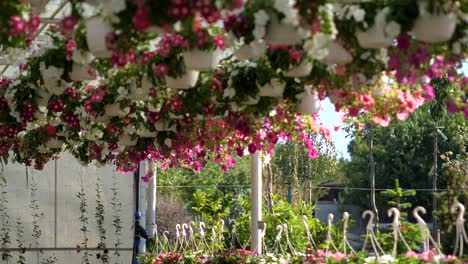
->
[
  {"left": 157, "top": 156, "right": 251, "bottom": 221},
  {"left": 376, "top": 181, "right": 422, "bottom": 254},
  {"left": 271, "top": 136, "right": 339, "bottom": 203},
  {"left": 435, "top": 125, "right": 468, "bottom": 253},
  {"left": 342, "top": 106, "right": 466, "bottom": 214},
  {"left": 191, "top": 190, "right": 229, "bottom": 222},
  {"left": 381, "top": 179, "right": 416, "bottom": 219},
  {"left": 235, "top": 194, "right": 343, "bottom": 252},
  {"left": 376, "top": 223, "right": 422, "bottom": 254}
]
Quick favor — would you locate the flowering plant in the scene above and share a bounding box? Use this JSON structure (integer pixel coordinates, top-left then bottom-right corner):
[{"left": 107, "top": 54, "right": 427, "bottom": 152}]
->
[
  {"left": 147, "top": 34, "right": 188, "bottom": 79},
  {"left": 0, "top": 1, "right": 40, "bottom": 59}
]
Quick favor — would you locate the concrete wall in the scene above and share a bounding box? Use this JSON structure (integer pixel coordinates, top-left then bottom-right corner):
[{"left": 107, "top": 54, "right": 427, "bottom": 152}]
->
[{"left": 0, "top": 152, "right": 134, "bottom": 264}]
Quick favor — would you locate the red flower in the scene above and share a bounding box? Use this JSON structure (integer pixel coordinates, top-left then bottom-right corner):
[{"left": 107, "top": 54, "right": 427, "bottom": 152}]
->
[
  {"left": 213, "top": 35, "right": 226, "bottom": 49},
  {"left": 61, "top": 16, "right": 77, "bottom": 35},
  {"left": 132, "top": 7, "right": 151, "bottom": 31},
  {"left": 10, "top": 16, "right": 27, "bottom": 35}
]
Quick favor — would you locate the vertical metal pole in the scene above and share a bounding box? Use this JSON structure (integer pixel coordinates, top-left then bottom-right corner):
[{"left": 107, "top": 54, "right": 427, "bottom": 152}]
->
[
  {"left": 138, "top": 161, "right": 147, "bottom": 254},
  {"left": 432, "top": 124, "right": 438, "bottom": 238},
  {"left": 369, "top": 129, "right": 379, "bottom": 225},
  {"left": 146, "top": 162, "right": 157, "bottom": 238},
  {"left": 250, "top": 152, "right": 262, "bottom": 254}
]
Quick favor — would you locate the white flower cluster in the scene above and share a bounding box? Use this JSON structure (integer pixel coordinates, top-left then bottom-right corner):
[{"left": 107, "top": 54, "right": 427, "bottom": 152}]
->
[
  {"left": 319, "top": 4, "right": 338, "bottom": 37},
  {"left": 39, "top": 62, "right": 69, "bottom": 95},
  {"left": 303, "top": 32, "right": 332, "bottom": 60},
  {"left": 273, "top": 0, "right": 299, "bottom": 26},
  {"left": 253, "top": 10, "right": 270, "bottom": 40},
  {"left": 333, "top": 4, "right": 366, "bottom": 24}
]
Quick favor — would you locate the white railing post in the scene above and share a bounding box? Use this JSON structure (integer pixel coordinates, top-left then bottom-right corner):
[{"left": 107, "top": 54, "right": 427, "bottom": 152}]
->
[
  {"left": 146, "top": 162, "right": 157, "bottom": 238},
  {"left": 251, "top": 152, "right": 263, "bottom": 254},
  {"left": 138, "top": 161, "right": 147, "bottom": 254}
]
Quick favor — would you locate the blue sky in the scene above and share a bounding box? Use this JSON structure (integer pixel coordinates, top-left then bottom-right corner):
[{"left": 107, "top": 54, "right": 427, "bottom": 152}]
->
[
  {"left": 320, "top": 63, "right": 467, "bottom": 160},
  {"left": 318, "top": 99, "right": 351, "bottom": 160}
]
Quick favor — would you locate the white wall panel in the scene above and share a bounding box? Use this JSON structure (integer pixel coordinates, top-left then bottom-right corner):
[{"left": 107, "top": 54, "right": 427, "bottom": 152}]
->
[{"left": 1, "top": 152, "right": 135, "bottom": 263}]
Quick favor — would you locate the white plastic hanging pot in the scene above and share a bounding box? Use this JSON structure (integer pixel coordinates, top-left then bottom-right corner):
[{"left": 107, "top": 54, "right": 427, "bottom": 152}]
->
[
  {"left": 104, "top": 103, "right": 127, "bottom": 117},
  {"left": 136, "top": 128, "right": 157, "bottom": 138},
  {"left": 69, "top": 63, "right": 95, "bottom": 81},
  {"left": 319, "top": 42, "right": 352, "bottom": 65},
  {"left": 27, "top": 0, "right": 48, "bottom": 15},
  {"left": 118, "top": 134, "right": 137, "bottom": 147},
  {"left": 234, "top": 41, "right": 267, "bottom": 61},
  {"left": 265, "top": 15, "right": 302, "bottom": 46},
  {"left": 46, "top": 138, "right": 63, "bottom": 149},
  {"left": 298, "top": 89, "right": 321, "bottom": 115},
  {"left": 183, "top": 48, "right": 223, "bottom": 71},
  {"left": 284, "top": 61, "right": 313, "bottom": 77},
  {"left": 154, "top": 119, "right": 176, "bottom": 131},
  {"left": 85, "top": 16, "right": 113, "bottom": 58},
  {"left": 257, "top": 79, "right": 286, "bottom": 97},
  {"left": 165, "top": 70, "right": 200, "bottom": 89},
  {"left": 411, "top": 13, "right": 456, "bottom": 43},
  {"left": 356, "top": 7, "right": 394, "bottom": 49},
  {"left": 243, "top": 95, "right": 261, "bottom": 105}
]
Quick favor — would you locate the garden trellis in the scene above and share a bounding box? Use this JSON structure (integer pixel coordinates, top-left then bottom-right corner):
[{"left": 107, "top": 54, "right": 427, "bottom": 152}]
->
[{"left": 0, "top": 0, "right": 466, "bottom": 262}]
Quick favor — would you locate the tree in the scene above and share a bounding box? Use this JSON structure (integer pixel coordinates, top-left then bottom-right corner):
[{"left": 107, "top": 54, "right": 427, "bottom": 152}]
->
[
  {"left": 271, "top": 134, "right": 340, "bottom": 204},
  {"left": 342, "top": 105, "right": 466, "bottom": 220}
]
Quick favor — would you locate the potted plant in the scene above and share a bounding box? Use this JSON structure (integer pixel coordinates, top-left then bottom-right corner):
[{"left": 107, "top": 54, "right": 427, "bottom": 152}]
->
[
  {"left": 266, "top": 45, "right": 312, "bottom": 77},
  {"left": 411, "top": 0, "right": 457, "bottom": 43},
  {"left": 227, "top": 60, "right": 285, "bottom": 103},
  {"left": 355, "top": 7, "right": 402, "bottom": 49},
  {"left": 297, "top": 86, "right": 321, "bottom": 115},
  {"left": 85, "top": 16, "right": 114, "bottom": 58},
  {"left": 304, "top": 4, "right": 352, "bottom": 65},
  {"left": 148, "top": 33, "right": 200, "bottom": 89},
  {"left": 181, "top": 17, "right": 226, "bottom": 71},
  {"left": 0, "top": 2, "right": 40, "bottom": 64}
]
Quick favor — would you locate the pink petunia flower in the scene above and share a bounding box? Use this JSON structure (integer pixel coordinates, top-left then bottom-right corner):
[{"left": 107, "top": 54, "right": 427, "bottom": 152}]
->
[{"left": 10, "top": 16, "right": 27, "bottom": 35}]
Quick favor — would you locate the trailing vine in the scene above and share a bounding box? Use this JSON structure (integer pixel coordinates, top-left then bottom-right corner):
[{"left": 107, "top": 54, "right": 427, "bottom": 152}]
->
[
  {"left": 77, "top": 175, "right": 90, "bottom": 264},
  {"left": 110, "top": 175, "right": 122, "bottom": 263},
  {"left": 0, "top": 181, "right": 12, "bottom": 263},
  {"left": 95, "top": 180, "right": 109, "bottom": 263},
  {"left": 15, "top": 217, "right": 26, "bottom": 264}
]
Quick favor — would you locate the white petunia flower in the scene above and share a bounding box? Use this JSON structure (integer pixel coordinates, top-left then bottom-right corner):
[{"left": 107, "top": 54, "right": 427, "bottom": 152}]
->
[
  {"left": 351, "top": 6, "right": 366, "bottom": 22},
  {"left": 164, "top": 138, "right": 172, "bottom": 147},
  {"left": 223, "top": 88, "right": 236, "bottom": 99},
  {"left": 91, "top": 128, "right": 104, "bottom": 139},
  {"left": 72, "top": 50, "right": 94, "bottom": 65},
  {"left": 304, "top": 32, "right": 330, "bottom": 60}
]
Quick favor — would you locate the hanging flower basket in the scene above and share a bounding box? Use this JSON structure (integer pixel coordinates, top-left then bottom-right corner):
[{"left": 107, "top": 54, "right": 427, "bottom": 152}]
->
[
  {"left": 85, "top": 16, "right": 113, "bottom": 58},
  {"left": 182, "top": 48, "right": 223, "bottom": 71},
  {"left": 69, "top": 63, "right": 95, "bottom": 81},
  {"left": 284, "top": 61, "right": 313, "bottom": 78},
  {"left": 154, "top": 119, "right": 176, "bottom": 132},
  {"left": 356, "top": 8, "right": 395, "bottom": 49},
  {"left": 104, "top": 103, "right": 127, "bottom": 117},
  {"left": 411, "top": 13, "right": 456, "bottom": 43},
  {"left": 257, "top": 79, "right": 286, "bottom": 97},
  {"left": 46, "top": 139, "right": 63, "bottom": 149},
  {"left": 319, "top": 42, "right": 352, "bottom": 65},
  {"left": 242, "top": 95, "right": 261, "bottom": 105},
  {"left": 136, "top": 128, "right": 157, "bottom": 138},
  {"left": 165, "top": 70, "right": 200, "bottom": 89},
  {"left": 118, "top": 134, "right": 137, "bottom": 147},
  {"left": 265, "top": 15, "right": 302, "bottom": 46},
  {"left": 234, "top": 41, "right": 267, "bottom": 61},
  {"left": 298, "top": 88, "right": 321, "bottom": 115}
]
